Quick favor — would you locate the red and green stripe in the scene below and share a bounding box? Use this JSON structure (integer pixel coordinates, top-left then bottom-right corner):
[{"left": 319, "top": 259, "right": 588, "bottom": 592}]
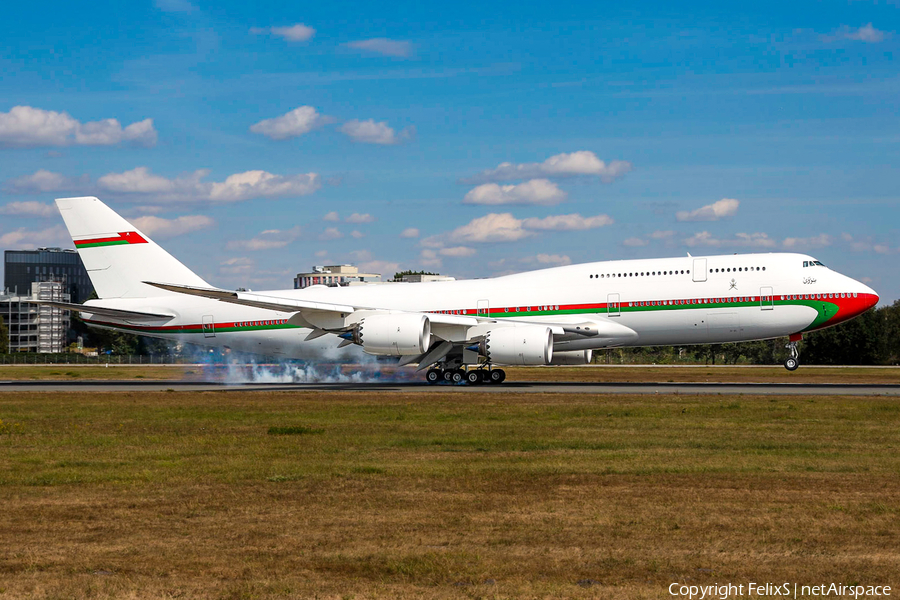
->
[
  {"left": 82, "top": 293, "right": 876, "bottom": 336},
  {"left": 75, "top": 231, "right": 148, "bottom": 249}
]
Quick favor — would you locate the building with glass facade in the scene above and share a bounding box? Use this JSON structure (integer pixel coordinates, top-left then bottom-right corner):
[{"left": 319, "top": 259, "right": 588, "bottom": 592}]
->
[{"left": 4, "top": 247, "right": 93, "bottom": 304}]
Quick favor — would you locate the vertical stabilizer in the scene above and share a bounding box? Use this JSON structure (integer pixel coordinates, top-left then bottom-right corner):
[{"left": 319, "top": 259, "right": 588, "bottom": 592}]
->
[{"left": 55, "top": 196, "right": 211, "bottom": 299}]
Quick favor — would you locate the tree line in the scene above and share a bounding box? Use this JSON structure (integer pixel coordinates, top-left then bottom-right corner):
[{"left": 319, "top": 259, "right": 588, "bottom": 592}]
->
[{"left": 1, "top": 300, "right": 898, "bottom": 364}]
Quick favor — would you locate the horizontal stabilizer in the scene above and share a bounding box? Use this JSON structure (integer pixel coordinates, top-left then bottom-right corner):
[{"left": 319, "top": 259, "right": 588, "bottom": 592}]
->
[{"left": 33, "top": 301, "right": 174, "bottom": 321}]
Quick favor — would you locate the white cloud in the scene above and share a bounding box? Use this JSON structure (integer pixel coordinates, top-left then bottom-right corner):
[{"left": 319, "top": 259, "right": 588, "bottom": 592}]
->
[
  {"left": 0, "top": 225, "right": 69, "bottom": 249},
  {"left": 339, "top": 119, "right": 413, "bottom": 145},
  {"left": 97, "top": 167, "right": 320, "bottom": 203},
  {"left": 419, "top": 249, "right": 442, "bottom": 268},
  {"left": 444, "top": 213, "right": 532, "bottom": 244},
  {"left": 782, "top": 234, "right": 832, "bottom": 249},
  {"left": 0, "top": 106, "right": 156, "bottom": 148},
  {"left": 824, "top": 23, "right": 888, "bottom": 43},
  {"left": 208, "top": 170, "right": 320, "bottom": 203},
  {"left": 623, "top": 237, "right": 648, "bottom": 247},
  {"left": 346, "top": 38, "right": 413, "bottom": 58},
  {"left": 650, "top": 230, "right": 675, "bottom": 239},
  {"left": 319, "top": 227, "right": 343, "bottom": 241},
  {"left": 521, "top": 213, "right": 614, "bottom": 231},
  {"left": 684, "top": 231, "right": 777, "bottom": 248},
  {"left": 350, "top": 230, "right": 365, "bottom": 239},
  {"left": 249, "top": 106, "right": 333, "bottom": 140},
  {"left": 465, "top": 151, "right": 632, "bottom": 184},
  {"left": 323, "top": 211, "right": 340, "bottom": 221},
  {"left": 400, "top": 227, "right": 419, "bottom": 238},
  {"left": 345, "top": 212, "right": 374, "bottom": 223},
  {"left": 99, "top": 166, "right": 187, "bottom": 194},
  {"left": 252, "top": 23, "right": 316, "bottom": 42},
  {"left": 676, "top": 198, "right": 740, "bottom": 222},
  {"left": 131, "top": 214, "right": 214, "bottom": 239},
  {"left": 463, "top": 179, "right": 567, "bottom": 206},
  {"left": 840, "top": 233, "right": 892, "bottom": 253},
  {"left": 0, "top": 200, "right": 58, "bottom": 218},
  {"left": 358, "top": 260, "right": 399, "bottom": 276},
  {"left": 219, "top": 257, "right": 255, "bottom": 276},
  {"left": 76, "top": 118, "right": 157, "bottom": 147},
  {"left": 226, "top": 226, "right": 301, "bottom": 251},
  {"left": 439, "top": 246, "right": 476, "bottom": 258},
  {"left": 521, "top": 253, "right": 572, "bottom": 267},
  {"left": 422, "top": 211, "right": 614, "bottom": 249}
]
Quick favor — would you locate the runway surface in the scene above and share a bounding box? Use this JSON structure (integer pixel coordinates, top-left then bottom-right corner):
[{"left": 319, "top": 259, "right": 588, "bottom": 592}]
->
[{"left": 2, "top": 380, "right": 900, "bottom": 395}]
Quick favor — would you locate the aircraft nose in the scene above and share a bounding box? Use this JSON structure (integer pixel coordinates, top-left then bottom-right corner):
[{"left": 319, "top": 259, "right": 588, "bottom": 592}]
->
[
  {"left": 853, "top": 281, "right": 879, "bottom": 313},
  {"left": 863, "top": 287, "right": 879, "bottom": 310}
]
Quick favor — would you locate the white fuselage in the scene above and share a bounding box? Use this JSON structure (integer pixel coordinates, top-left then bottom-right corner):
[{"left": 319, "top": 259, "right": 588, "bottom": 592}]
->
[{"left": 83, "top": 252, "right": 878, "bottom": 359}]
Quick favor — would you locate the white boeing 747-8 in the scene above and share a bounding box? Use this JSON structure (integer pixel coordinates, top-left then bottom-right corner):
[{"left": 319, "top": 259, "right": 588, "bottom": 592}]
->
[{"left": 44, "top": 197, "right": 878, "bottom": 384}]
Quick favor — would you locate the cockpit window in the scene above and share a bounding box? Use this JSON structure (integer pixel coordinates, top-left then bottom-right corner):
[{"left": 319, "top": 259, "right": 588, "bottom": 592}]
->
[{"left": 803, "top": 260, "right": 826, "bottom": 268}]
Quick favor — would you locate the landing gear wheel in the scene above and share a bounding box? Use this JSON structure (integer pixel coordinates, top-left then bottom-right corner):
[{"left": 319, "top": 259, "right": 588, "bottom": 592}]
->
[
  {"left": 443, "top": 370, "right": 454, "bottom": 382},
  {"left": 466, "top": 370, "right": 483, "bottom": 385},
  {"left": 451, "top": 369, "right": 465, "bottom": 384},
  {"left": 488, "top": 369, "right": 506, "bottom": 384},
  {"left": 425, "top": 369, "right": 442, "bottom": 384},
  {"left": 784, "top": 357, "right": 799, "bottom": 371}
]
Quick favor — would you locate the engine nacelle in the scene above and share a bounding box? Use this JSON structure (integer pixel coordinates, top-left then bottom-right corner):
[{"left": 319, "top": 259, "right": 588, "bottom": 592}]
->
[
  {"left": 358, "top": 314, "right": 431, "bottom": 356},
  {"left": 549, "top": 349, "right": 593, "bottom": 365},
  {"left": 483, "top": 326, "right": 553, "bottom": 366}
]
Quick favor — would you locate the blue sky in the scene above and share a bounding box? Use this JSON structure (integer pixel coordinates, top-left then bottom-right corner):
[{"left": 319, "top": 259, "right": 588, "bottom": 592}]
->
[{"left": 1, "top": 0, "right": 898, "bottom": 301}]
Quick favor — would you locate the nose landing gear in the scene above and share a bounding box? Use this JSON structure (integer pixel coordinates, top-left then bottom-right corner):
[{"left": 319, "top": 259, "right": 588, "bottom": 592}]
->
[{"left": 784, "top": 338, "right": 801, "bottom": 371}]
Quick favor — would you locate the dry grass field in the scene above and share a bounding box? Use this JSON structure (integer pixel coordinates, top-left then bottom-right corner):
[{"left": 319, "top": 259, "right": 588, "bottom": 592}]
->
[
  {"left": 1, "top": 389, "right": 898, "bottom": 599},
  {"left": 1, "top": 363, "right": 898, "bottom": 384}
]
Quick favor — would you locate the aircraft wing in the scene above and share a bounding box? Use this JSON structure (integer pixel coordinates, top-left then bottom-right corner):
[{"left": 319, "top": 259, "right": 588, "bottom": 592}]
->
[
  {"left": 145, "top": 281, "right": 480, "bottom": 330},
  {"left": 33, "top": 300, "right": 175, "bottom": 322},
  {"left": 144, "top": 282, "right": 635, "bottom": 351}
]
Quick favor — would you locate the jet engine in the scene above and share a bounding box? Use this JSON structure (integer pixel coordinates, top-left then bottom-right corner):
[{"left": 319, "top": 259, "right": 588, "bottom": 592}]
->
[
  {"left": 483, "top": 326, "right": 554, "bottom": 365},
  {"left": 549, "top": 349, "right": 593, "bottom": 365},
  {"left": 358, "top": 313, "right": 432, "bottom": 356}
]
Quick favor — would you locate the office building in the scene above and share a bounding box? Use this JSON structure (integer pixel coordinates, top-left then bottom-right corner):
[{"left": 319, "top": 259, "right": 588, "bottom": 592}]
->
[
  {"left": 4, "top": 247, "right": 93, "bottom": 304},
  {"left": 1, "top": 281, "right": 70, "bottom": 353},
  {"left": 294, "top": 265, "right": 381, "bottom": 289},
  {"left": 398, "top": 273, "right": 455, "bottom": 283}
]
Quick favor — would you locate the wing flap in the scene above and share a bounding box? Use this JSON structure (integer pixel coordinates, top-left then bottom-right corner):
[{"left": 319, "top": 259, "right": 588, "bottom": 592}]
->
[{"left": 33, "top": 301, "right": 174, "bottom": 322}]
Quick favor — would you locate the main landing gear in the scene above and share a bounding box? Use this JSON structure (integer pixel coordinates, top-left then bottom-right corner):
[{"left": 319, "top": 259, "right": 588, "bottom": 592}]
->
[
  {"left": 424, "top": 367, "right": 507, "bottom": 385},
  {"left": 784, "top": 338, "right": 801, "bottom": 371}
]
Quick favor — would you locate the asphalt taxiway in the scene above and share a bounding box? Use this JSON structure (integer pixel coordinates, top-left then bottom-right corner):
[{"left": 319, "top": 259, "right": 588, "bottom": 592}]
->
[{"left": 2, "top": 380, "right": 899, "bottom": 395}]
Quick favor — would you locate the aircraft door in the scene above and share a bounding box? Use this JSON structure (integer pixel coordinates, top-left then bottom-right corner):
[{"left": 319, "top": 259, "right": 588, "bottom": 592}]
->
[
  {"left": 202, "top": 315, "right": 216, "bottom": 338},
  {"left": 692, "top": 258, "right": 707, "bottom": 282},
  {"left": 477, "top": 299, "right": 490, "bottom": 317},
  {"left": 760, "top": 287, "right": 774, "bottom": 311},
  {"left": 607, "top": 293, "right": 620, "bottom": 317}
]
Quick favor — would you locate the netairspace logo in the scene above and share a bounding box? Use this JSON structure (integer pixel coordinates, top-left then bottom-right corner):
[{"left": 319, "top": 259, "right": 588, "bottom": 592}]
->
[{"left": 669, "top": 583, "right": 892, "bottom": 599}]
